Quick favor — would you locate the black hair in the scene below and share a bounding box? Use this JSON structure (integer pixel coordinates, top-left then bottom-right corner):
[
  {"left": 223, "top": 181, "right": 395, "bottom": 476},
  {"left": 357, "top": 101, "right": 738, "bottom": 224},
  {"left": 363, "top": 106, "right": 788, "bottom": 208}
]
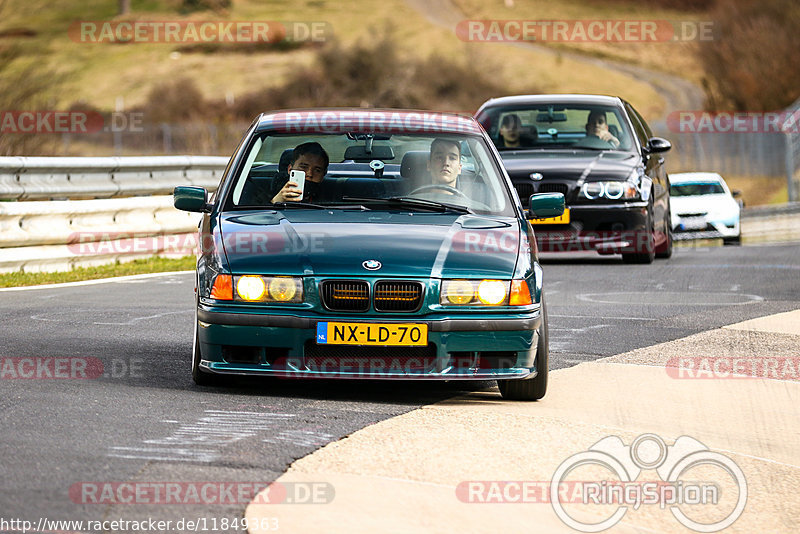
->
[
  {"left": 430, "top": 138, "right": 461, "bottom": 158},
  {"left": 292, "top": 142, "right": 329, "bottom": 169},
  {"left": 501, "top": 114, "right": 522, "bottom": 128}
]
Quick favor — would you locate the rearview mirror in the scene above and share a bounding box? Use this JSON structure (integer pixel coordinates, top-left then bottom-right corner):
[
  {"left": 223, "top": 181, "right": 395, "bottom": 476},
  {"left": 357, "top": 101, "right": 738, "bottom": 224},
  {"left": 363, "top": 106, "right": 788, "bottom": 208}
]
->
[{"left": 343, "top": 145, "right": 395, "bottom": 162}]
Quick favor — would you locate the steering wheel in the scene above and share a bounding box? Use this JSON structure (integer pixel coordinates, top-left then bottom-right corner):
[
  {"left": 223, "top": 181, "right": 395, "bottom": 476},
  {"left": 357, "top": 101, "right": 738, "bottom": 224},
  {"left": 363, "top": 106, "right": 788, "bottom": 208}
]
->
[
  {"left": 407, "top": 184, "right": 493, "bottom": 211},
  {"left": 408, "top": 184, "right": 471, "bottom": 200}
]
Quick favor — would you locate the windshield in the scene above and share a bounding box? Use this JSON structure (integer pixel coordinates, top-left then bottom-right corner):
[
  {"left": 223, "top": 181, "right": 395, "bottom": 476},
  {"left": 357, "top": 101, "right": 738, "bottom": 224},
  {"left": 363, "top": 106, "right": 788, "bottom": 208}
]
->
[
  {"left": 225, "top": 132, "right": 514, "bottom": 216},
  {"left": 670, "top": 182, "right": 726, "bottom": 196},
  {"left": 477, "top": 104, "right": 634, "bottom": 152}
]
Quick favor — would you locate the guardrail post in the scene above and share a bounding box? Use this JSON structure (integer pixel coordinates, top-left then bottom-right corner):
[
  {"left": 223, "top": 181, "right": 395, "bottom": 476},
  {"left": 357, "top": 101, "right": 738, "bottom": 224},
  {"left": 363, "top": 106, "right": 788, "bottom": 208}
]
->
[{"left": 787, "top": 129, "right": 797, "bottom": 203}]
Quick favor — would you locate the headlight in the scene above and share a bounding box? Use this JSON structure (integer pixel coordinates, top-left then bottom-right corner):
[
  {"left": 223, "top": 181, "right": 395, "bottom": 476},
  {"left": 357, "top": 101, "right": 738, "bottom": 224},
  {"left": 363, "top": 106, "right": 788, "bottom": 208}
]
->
[
  {"left": 441, "top": 279, "right": 522, "bottom": 306},
  {"left": 477, "top": 280, "right": 506, "bottom": 305},
  {"left": 233, "top": 275, "right": 303, "bottom": 303},
  {"left": 580, "top": 181, "right": 639, "bottom": 200},
  {"left": 237, "top": 275, "right": 266, "bottom": 301}
]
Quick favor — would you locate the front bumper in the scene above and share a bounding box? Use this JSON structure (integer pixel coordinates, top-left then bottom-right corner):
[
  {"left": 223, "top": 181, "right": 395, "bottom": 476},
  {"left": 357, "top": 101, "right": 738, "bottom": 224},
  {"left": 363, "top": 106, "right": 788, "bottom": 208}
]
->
[
  {"left": 196, "top": 305, "right": 542, "bottom": 380},
  {"left": 672, "top": 216, "right": 740, "bottom": 240},
  {"left": 532, "top": 202, "right": 651, "bottom": 254}
]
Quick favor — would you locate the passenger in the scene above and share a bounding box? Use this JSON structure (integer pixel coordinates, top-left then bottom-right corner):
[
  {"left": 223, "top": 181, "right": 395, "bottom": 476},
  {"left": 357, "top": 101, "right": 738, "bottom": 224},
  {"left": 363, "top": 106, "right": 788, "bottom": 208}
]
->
[
  {"left": 585, "top": 110, "right": 620, "bottom": 148},
  {"left": 498, "top": 113, "right": 537, "bottom": 148},
  {"left": 271, "top": 142, "right": 330, "bottom": 203}
]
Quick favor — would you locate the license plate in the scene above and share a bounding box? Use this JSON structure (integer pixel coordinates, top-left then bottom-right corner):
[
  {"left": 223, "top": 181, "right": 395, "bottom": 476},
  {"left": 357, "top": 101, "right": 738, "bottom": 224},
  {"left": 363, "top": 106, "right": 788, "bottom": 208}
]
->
[
  {"left": 681, "top": 217, "right": 707, "bottom": 230},
  {"left": 530, "top": 208, "right": 570, "bottom": 225},
  {"left": 316, "top": 322, "right": 428, "bottom": 346}
]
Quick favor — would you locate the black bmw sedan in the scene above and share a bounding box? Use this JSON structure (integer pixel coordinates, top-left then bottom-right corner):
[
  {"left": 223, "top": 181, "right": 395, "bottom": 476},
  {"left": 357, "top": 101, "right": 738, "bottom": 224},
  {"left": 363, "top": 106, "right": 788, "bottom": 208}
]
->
[{"left": 475, "top": 94, "right": 673, "bottom": 263}]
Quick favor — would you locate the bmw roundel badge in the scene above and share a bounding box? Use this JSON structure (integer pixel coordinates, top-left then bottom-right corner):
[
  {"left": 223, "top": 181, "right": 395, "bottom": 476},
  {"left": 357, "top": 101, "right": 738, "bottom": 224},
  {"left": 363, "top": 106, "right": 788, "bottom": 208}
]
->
[{"left": 362, "top": 260, "right": 382, "bottom": 270}]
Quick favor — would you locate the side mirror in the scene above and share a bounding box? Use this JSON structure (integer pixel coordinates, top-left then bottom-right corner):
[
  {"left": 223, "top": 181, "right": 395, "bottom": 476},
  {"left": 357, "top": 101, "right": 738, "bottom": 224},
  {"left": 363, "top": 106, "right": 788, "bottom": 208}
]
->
[
  {"left": 646, "top": 137, "right": 672, "bottom": 154},
  {"left": 731, "top": 189, "right": 742, "bottom": 197},
  {"left": 528, "top": 192, "right": 565, "bottom": 219},
  {"left": 174, "top": 186, "right": 212, "bottom": 213}
]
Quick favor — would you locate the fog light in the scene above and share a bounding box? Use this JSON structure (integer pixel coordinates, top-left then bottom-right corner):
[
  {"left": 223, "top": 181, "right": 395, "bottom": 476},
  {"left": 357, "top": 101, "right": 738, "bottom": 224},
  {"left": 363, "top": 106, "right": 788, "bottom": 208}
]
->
[
  {"left": 268, "top": 277, "right": 298, "bottom": 302},
  {"left": 444, "top": 280, "right": 475, "bottom": 305}
]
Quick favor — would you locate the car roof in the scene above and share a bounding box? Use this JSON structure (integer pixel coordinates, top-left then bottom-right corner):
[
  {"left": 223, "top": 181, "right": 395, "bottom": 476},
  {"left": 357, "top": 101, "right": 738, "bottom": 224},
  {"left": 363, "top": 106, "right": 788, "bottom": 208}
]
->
[
  {"left": 670, "top": 172, "right": 725, "bottom": 183},
  {"left": 477, "top": 94, "right": 624, "bottom": 109},
  {"left": 254, "top": 108, "right": 485, "bottom": 136}
]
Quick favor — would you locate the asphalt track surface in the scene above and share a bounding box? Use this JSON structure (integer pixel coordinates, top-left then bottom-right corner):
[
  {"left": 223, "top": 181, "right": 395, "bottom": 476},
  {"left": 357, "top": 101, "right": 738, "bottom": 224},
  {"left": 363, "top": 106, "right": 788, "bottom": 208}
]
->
[{"left": 1, "top": 243, "right": 798, "bottom": 529}]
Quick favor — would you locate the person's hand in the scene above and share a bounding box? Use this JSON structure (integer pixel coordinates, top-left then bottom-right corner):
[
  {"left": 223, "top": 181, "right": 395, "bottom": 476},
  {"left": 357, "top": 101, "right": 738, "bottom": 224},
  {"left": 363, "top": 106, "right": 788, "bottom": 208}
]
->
[
  {"left": 272, "top": 181, "right": 303, "bottom": 203},
  {"left": 593, "top": 128, "right": 620, "bottom": 147}
]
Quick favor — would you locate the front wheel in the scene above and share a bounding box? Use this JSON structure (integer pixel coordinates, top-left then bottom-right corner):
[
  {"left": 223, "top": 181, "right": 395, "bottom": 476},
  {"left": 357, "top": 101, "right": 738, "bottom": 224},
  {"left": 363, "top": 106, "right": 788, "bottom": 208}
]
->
[
  {"left": 723, "top": 235, "right": 741, "bottom": 246},
  {"left": 622, "top": 201, "right": 656, "bottom": 264},
  {"left": 498, "top": 294, "right": 549, "bottom": 401},
  {"left": 655, "top": 212, "right": 673, "bottom": 259}
]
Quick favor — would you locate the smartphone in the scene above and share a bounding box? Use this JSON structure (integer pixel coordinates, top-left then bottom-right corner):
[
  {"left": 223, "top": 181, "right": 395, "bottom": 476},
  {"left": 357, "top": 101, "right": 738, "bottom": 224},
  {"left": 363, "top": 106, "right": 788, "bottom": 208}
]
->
[{"left": 289, "top": 169, "right": 306, "bottom": 198}]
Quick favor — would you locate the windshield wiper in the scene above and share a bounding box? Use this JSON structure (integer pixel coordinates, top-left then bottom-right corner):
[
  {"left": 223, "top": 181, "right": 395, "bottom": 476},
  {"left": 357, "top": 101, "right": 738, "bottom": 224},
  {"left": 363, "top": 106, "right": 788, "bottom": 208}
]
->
[
  {"left": 270, "top": 201, "right": 330, "bottom": 210},
  {"left": 342, "top": 196, "right": 473, "bottom": 214}
]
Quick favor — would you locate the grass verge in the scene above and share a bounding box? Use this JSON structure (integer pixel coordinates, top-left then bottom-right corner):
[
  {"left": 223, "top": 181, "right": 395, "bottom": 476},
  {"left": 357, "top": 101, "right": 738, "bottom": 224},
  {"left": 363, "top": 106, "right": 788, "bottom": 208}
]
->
[{"left": 0, "top": 255, "right": 195, "bottom": 288}]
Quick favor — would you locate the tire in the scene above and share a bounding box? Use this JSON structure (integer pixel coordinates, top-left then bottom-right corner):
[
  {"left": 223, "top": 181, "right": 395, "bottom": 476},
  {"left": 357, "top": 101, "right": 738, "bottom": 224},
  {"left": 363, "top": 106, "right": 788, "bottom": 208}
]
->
[
  {"left": 655, "top": 211, "right": 673, "bottom": 259},
  {"left": 723, "top": 235, "right": 741, "bottom": 246},
  {"left": 622, "top": 199, "right": 656, "bottom": 264},
  {"left": 192, "top": 311, "right": 222, "bottom": 386},
  {"left": 498, "top": 294, "right": 549, "bottom": 401}
]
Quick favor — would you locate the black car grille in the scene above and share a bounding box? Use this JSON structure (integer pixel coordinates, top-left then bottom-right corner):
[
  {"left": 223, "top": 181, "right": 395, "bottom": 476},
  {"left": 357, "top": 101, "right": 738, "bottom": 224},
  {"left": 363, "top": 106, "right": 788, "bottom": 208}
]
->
[
  {"left": 537, "top": 183, "right": 570, "bottom": 197},
  {"left": 514, "top": 182, "right": 570, "bottom": 201},
  {"left": 374, "top": 281, "right": 423, "bottom": 312},
  {"left": 320, "top": 280, "right": 370, "bottom": 311},
  {"left": 515, "top": 182, "right": 534, "bottom": 200}
]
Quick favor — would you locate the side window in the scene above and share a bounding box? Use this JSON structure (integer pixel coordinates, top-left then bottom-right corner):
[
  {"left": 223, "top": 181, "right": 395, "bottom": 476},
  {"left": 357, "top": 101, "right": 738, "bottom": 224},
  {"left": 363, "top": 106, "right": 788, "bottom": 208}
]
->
[{"left": 624, "top": 103, "right": 649, "bottom": 149}]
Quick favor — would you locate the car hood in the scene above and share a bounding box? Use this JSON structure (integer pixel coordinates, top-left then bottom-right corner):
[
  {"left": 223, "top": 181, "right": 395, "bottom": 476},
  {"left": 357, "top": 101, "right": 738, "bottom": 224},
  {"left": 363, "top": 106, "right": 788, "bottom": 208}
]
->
[
  {"left": 671, "top": 195, "right": 739, "bottom": 216},
  {"left": 500, "top": 150, "right": 639, "bottom": 181},
  {"left": 216, "top": 210, "right": 521, "bottom": 278}
]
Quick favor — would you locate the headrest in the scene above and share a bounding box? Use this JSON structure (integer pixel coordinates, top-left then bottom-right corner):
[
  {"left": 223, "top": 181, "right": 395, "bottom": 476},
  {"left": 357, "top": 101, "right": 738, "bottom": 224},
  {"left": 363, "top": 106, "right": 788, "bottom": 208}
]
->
[
  {"left": 278, "top": 148, "right": 294, "bottom": 174},
  {"left": 400, "top": 151, "right": 429, "bottom": 179}
]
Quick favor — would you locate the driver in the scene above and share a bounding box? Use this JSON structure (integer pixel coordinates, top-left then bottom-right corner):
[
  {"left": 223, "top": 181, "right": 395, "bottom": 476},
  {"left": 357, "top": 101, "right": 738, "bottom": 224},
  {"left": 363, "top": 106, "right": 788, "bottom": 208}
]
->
[
  {"left": 427, "top": 138, "right": 462, "bottom": 190},
  {"left": 585, "top": 110, "right": 620, "bottom": 148}
]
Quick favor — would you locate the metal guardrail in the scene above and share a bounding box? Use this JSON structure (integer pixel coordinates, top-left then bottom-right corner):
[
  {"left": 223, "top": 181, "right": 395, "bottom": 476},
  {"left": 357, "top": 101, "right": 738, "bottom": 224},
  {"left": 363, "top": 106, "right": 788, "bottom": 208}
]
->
[
  {"left": 0, "top": 157, "right": 798, "bottom": 273},
  {"left": 741, "top": 201, "right": 800, "bottom": 218},
  {"left": 0, "top": 156, "right": 228, "bottom": 200}
]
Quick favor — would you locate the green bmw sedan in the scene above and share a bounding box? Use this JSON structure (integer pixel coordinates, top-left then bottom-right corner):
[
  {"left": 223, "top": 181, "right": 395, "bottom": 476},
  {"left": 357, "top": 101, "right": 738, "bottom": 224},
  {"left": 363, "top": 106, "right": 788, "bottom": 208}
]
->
[{"left": 174, "top": 109, "right": 564, "bottom": 400}]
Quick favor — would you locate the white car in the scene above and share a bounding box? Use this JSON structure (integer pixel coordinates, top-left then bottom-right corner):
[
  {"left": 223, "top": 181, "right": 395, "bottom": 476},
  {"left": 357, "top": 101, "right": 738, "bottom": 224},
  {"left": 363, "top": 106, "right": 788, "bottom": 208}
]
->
[{"left": 670, "top": 172, "right": 742, "bottom": 245}]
